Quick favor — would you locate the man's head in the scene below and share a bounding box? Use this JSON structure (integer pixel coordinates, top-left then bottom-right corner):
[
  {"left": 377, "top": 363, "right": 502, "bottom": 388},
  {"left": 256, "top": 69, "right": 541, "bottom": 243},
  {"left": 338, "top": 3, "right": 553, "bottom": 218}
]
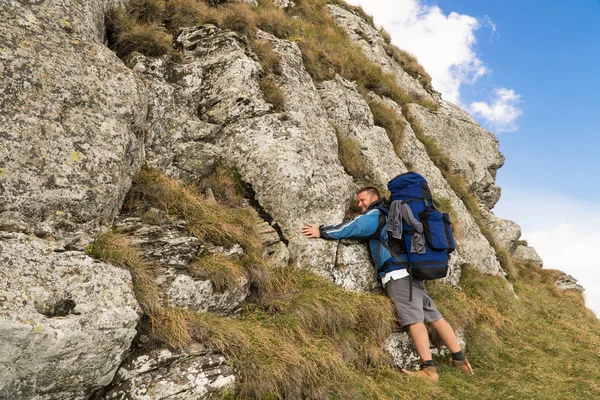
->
[{"left": 356, "top": 186, "right": 380, "bottom": 213}]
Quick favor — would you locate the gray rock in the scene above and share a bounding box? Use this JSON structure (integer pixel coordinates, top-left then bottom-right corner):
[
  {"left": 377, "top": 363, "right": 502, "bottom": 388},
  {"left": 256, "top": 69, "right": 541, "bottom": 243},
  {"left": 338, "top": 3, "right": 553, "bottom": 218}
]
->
[
  {"left": 0, "top": 1, "right": 147, "bottom": 239},
  {"left": 115, "top": 216, "right": 202, "bottom": 269},
  {"left": 166, "top": 274, "right": 250, "bottom": 314},
  {"left": 327, "top": 4, "right": 435, "bottom": 103},
  {"left": 114, "top": 215, "right": 250, "bottom": 315},
  {"left": 129, "top": 26, "right": 353, "bottom": 279},
  {"left": 0, "top": 233, "right": 140, "bottom": 400},
  {"left": 385, "top": 330, "right": 466, "bottom": 370},
  {"left": 406, "top": 102, "right": 505, "bottom": 210},
  {"left": 514, "top": 245, "right": 544, "bottom": 267},
  {"left": 481, "top": 208, "right": 522, "bottom": 253},
  {"left": 555, "top": 274, "right": 584, "bottom": 293},
  {"left": 99, "top": 344, "right": 235, "bottom": 399},
  {"left": 317, "top": 75, "right": 407, "bottom": 188},
  {"left": 218, "top": 31, "right": 356, "bottom": 276},
  {"left": 333, "top": 239, "right": 380, "bottom": 292}
]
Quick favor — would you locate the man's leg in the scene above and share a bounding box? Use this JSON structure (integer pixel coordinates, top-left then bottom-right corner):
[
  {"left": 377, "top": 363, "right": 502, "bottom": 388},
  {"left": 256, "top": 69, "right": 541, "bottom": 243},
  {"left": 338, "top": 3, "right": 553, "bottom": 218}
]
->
[
  {"left": 429, "top": 317, "right": 474, "bottom": 375},
  {"left": 407, "top": 322, "right": 433, "bottom": 362},
  {"left": 429, "top": 318, "right": 460, "bottom": 353}
]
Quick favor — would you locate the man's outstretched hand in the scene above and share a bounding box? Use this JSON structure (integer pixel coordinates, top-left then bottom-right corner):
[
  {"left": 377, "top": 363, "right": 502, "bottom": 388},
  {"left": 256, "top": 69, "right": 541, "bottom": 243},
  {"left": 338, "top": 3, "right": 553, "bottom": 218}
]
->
[{"left": 301, "top": 224, "right": 321, "bottom": 238}]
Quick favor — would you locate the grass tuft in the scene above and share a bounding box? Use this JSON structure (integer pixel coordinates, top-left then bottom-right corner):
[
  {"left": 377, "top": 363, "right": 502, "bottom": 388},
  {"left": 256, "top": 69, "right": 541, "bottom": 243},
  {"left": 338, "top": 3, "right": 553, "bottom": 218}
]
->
[
  {"left": 366, "top": 97, "right": 405, "bottom": 158},
  {"left": 198, "top": 163, "right": 246, "bottom": 207},
  {"left": 125, "top": 168, "right": 270, "bottom": 291},
  {"left": 384, "top": 43, "right": 433, "bottom": 92},
  {"left": 259, "top": 76, "right": 286, "bottom": 111},
  {"left": 333, "top": 125, "right": 369, "bottom": 183}
]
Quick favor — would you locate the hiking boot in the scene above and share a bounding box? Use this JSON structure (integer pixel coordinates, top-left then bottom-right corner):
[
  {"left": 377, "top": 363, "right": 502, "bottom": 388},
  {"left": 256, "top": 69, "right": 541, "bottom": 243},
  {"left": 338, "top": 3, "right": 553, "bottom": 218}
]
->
[
  {"left": 452, "top": 358, "right": 474, "bottom": 375},
  {"left": 400, "top": 365, "right": 439, "bottom": 383}
]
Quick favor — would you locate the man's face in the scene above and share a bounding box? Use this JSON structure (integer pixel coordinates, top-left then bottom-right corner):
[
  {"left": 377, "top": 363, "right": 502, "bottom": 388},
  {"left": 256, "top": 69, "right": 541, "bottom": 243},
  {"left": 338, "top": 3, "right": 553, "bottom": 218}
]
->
[{"left": 357, "top": 191, "right": 378, "bottom": 213}]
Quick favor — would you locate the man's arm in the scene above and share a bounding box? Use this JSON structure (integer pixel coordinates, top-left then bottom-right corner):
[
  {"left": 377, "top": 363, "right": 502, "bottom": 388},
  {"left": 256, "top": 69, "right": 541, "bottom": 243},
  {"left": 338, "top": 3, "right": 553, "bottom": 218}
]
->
[{"left": 302, "top": 209, "right": 380, "bottom": 240}]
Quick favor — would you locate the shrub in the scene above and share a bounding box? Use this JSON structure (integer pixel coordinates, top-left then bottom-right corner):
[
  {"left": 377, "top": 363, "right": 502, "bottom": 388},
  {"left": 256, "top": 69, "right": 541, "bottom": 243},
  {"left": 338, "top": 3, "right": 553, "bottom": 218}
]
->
[
  {"left": 164, "top": 0, "right": 221, "bottom": 31},
  {"left": 114, "top": 24, "right": 173, "bottom": 58},
  {"left": 127, "top": 0, "right": 166, "bottom": 24}
]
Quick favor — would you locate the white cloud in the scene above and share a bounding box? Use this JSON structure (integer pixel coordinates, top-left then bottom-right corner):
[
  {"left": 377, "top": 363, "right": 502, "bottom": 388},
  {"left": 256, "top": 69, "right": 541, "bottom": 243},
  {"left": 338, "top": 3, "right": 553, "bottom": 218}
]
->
[
  {"left": 345, "top": 0, "right": 522, "bottom": 130},
  {"left": 495, "top": 190, "right": 600, "bottom": 318},
  {"left": 469, "top": 88, "right": 522, "bottom": 132}
]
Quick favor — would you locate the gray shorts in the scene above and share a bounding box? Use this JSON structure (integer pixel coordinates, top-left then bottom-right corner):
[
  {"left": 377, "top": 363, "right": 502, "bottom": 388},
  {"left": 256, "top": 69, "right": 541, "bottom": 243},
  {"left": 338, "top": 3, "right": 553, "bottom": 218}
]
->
[{"left": 385, "top": 276, "right": 442, "bottom": 329}]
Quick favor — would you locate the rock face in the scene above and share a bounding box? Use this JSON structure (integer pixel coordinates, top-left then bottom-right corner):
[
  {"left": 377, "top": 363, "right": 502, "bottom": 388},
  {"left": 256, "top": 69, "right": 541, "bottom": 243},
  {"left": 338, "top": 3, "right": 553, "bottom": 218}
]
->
[
  {"left": 317, "top": 75, "right": 407, "bottom": 189},
  {"left": 98, "top": 344, "right": 235, "bottom": 399},
  {"left": 133, "top": 25, "right": 355, "bottom": 279},
  {"left": 0, "top": 233, "right": 140, "bottom": 400},
  {"left": 0, "top": 0, "right": 147, "bottom": 240},
  {"left": 406, "top": 103, "right": 505, "bottom": 210},
  {"left": 327, "top": 4, "right": 434, "bottom": 103}
]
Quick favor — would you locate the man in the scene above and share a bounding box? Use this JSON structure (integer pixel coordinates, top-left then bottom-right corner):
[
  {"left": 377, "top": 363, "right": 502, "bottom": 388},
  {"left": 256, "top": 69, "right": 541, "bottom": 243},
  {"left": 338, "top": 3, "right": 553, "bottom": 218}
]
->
[{"left": 301, "top": 186, "right": 473, "bottom": 382}]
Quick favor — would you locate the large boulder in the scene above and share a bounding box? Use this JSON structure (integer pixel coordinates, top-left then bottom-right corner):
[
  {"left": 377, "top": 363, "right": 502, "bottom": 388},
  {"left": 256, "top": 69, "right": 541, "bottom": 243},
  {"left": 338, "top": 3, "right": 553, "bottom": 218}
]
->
[
  {"left": 0, "top": 0, "right": 147, "bottom": 239},
  {"left": 514, "top": 244, "right": 544, "bottom": 267},
  {"left": 0, "top": 233, "right": 140, "bottom": 400},
  {"left": 481, "top": 208, "right": 522, "bottom": 253}
]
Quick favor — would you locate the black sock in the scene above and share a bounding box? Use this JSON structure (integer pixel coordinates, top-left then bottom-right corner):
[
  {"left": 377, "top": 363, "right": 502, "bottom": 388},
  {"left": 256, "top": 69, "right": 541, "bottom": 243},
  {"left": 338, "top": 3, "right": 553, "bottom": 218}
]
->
[
  {"left": 424, "top": 360, "right": 435, "bottom": 367},
  {"left": 452, "top": 350, "right": 465, "bottom": 361}
]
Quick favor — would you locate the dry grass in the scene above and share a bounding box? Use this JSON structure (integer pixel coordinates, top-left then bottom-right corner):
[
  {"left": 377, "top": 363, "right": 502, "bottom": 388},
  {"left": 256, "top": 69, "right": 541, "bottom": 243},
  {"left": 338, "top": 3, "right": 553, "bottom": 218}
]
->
[
  {"left": 384, "top": 44, "right": 433, "bottom": 92},
  {"left": 333, "top": 126, "right": 369, "bottom": 183},
  {"left": 180, "top": 267, "right": 429, "bottom": 400},
  {"left": 126, "top": 168, "right": 270, "bottom": 291},
  {"left": 164, "top": 0, "right": 221, "bottom": 31},
  {"left": 127, "top": 0, "right": 166, "bottom": 24},
  {"left": 250, "top": 38, "right": 282, "bottom": 76},
  {"left": 259, "top": 75, "right": 286, "bottom": 111},
  {"left": 198, "top": 163, "right": 246, "bottom": 207},
  {"left": 366, "top": 97, "right": 405, "bottom": 158},
  {"left": 189, "top": 252, "right": 245, "bottom": 292},
  {"left": 87, "top": 232, "right": 193, "bottom": 349}
]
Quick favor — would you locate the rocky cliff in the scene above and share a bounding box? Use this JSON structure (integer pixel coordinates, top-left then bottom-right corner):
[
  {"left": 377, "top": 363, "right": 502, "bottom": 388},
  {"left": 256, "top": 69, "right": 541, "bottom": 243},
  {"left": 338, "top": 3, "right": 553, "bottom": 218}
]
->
[{"left": 0, "top": 1, "right": 591, "bottom": 399}]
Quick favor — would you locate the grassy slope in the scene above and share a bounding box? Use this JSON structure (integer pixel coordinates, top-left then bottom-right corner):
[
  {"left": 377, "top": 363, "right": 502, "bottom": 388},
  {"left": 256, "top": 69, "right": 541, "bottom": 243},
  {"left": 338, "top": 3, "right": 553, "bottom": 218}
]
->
[{"left": 98, "top": 1, "right": 600, "bottom": 398}]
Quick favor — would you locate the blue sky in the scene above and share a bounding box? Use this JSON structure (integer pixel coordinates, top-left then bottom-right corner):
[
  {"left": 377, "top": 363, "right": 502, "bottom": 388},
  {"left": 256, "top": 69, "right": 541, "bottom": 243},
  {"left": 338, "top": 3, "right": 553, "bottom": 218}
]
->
[{"left": 346, "top": 0, "right": 600, "bottom": 316}]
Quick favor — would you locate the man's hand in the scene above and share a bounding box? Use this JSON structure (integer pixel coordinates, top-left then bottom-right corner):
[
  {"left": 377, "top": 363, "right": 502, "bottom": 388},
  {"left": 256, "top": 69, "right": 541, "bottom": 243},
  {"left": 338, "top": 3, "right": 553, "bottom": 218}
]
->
[{"left": 301, "top": 224, "right": 321, "bottom": 239}]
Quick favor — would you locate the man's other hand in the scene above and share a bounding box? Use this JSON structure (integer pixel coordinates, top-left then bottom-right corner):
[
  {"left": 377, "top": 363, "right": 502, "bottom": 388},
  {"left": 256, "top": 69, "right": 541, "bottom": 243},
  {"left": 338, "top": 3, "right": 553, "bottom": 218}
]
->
[{"left": 301, "top": 224, "right": 321, "bottom": 238}]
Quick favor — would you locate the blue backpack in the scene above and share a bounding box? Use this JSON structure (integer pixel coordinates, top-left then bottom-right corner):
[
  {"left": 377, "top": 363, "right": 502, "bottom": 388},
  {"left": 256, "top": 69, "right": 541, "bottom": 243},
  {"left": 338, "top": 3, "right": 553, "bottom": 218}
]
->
[{"left": 375, "top": 172, "right": 456, "bottom": 298}]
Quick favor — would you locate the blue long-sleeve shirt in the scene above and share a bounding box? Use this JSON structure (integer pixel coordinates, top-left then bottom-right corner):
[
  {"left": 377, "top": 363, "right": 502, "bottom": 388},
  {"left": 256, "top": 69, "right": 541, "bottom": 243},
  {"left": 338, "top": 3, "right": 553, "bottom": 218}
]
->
[{"left": 319, "top": 202, "right": 408, "bottom": 276}]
